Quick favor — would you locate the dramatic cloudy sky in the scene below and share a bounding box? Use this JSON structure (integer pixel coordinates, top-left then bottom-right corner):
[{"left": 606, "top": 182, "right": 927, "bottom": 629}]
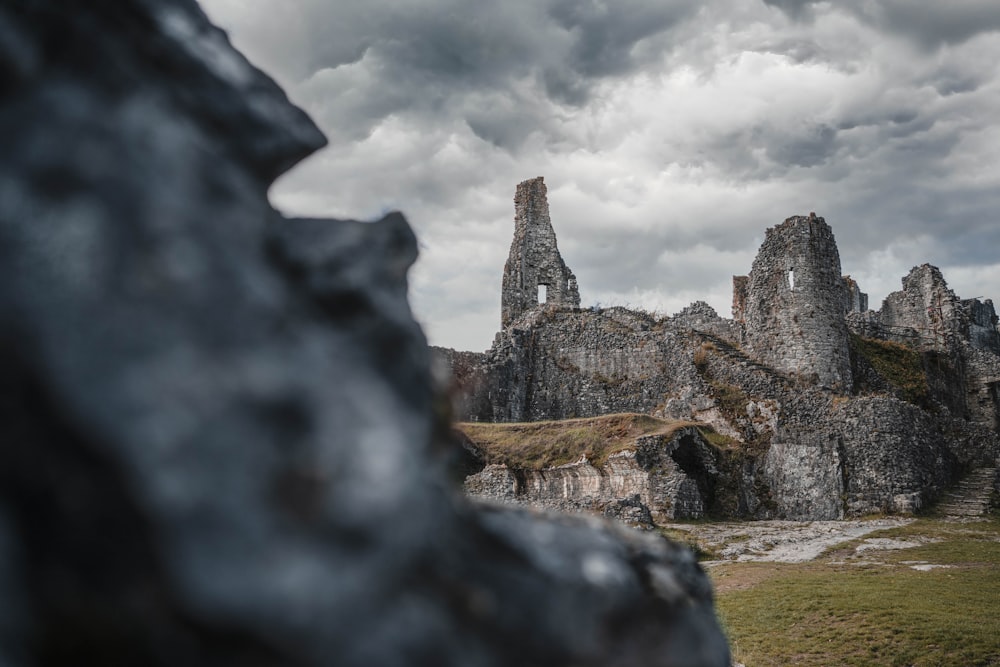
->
[{"left": 199, "top": 0, "right": 1000, "bottom": 352}]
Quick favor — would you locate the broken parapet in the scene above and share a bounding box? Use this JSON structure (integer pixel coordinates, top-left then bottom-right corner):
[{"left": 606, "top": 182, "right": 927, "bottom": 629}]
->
[
  {"left": 500, "top": 177, "right": 580, "bottom": 328},
  {"left": 843, "top": 276, "right": 868, "bottom": 313},
  {"left": 741, "top": 214, "right": 853, "bottom": 389},
  {"left": 963, "top": 298, "right": 1000, "bottom": 355},
  {"left": 731, "top": 275, "right": 749, "bottom": 322},
  {"left": 879, "top": 264, "right": 963, "bottom": 352}
]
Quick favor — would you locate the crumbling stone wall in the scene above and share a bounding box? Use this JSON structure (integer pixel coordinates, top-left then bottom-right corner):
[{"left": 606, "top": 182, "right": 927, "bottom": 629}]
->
[
  {"left": 478, "top": 307, "right": 705, "bottom": 422},
  {"left": 845, "top": 265, "right": 1000, "bottom": 430},
  {"left": 731, "top": 276, "right": 749, "bottom": 322},
  {"left": 843, "top": 276, "right": 868, "bottom": 313},
  {"left": 741, "top": 215, "right": 853, "bottom": 390},
  {"left": 879, "top": 264, "right": 964, "bottom": 351},
  {"left": 501, "top": 177, "right": 580, "bottom": 327},
  {"left": 964, "top": 298, "right": 1000, "bottom": 355}
]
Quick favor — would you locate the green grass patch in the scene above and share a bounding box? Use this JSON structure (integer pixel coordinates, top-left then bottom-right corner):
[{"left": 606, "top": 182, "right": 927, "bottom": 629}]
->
[
  {"left": 699, "top": 427, "right": 738, "bottom": 450},
  {"left": 851, "top": 334, "right": 929, "bottom": 404},
  {"left": 714, "top": 519, "right": 1000, "bottom": 666},
  {"left": 457, "top": 413, "right": 720, "bottom": 470}
]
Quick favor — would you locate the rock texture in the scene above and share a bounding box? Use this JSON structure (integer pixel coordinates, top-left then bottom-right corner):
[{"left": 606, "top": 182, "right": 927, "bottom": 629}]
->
[
  {"left": 465, "top": 428, "right": 726, "bottom": 524},
  {"left": 439, "top": 184, "right": 1000, "bottom": 522},
  {"left": 845, "top": 264, "right": 1000, "bottom": 429},
  {"left": 0, "top": 3, "right": 730, "bottom": 666},
  {"left": 501, "top": 177, "right": 580, "bottom": 328}
]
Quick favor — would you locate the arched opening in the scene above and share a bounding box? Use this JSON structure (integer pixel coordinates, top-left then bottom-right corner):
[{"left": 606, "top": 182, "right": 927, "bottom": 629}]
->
[
  {"left": 788, "top": 268, "right": 795, "bottom": 291},
  {"left": 537, "top": 284, "right": 548, "bottom": 304}
]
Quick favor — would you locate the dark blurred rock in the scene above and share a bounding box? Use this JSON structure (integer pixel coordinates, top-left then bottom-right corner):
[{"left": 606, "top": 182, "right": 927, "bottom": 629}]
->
[{"left": 0, "top": 1, "right": 729, "bottom": 665}]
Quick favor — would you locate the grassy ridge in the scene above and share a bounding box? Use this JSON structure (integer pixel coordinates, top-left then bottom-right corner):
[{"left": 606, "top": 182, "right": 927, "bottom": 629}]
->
[
  {"left": 714, "top": 519, "right": 1000, "bottom": 666},
  {"left": 457, "top": 413, "right": 707, "bottom": 469}
]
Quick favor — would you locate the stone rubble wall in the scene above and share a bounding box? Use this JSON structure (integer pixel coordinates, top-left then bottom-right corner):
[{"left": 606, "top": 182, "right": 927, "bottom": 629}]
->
[
  {"left": 845, "top": 264, "right": 1000, "bottom": 429},
  {"left": 878, "top": 264, "right": 964, "bottom": 352},
  {"left": 500, "top": 177, "right": 580, "bottom": 328},
  {"left": 467, "top": 307, "right": 712, "bottom": 423},
  {"left": 741, "top": 215, "right": 853, "bottom": 390},
  {"left": 964, "top": 298, "right": 1000, "bottom": 355},
  {"left": 843, "top": 275, "right": 869, "bottom": 313}
]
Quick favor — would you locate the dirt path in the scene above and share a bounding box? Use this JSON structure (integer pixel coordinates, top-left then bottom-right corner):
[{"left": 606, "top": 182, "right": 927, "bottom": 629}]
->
[{"left": 665, "top": 517, "right": 913, "bottom": 564}]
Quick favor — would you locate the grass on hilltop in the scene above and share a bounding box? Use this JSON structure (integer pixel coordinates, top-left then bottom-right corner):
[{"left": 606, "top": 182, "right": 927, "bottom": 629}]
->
[
  {"left": 713, "top": 518, "right": 1000, "bottom": 667},
  {"left": 456, "top": 413, "right": 727, "bottom": 470}
]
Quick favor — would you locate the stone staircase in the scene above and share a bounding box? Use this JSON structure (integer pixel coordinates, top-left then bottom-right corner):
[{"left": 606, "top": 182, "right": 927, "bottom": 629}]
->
[
  {"left": 694, "top": 331, "right": 791, "bottom": 387},
  {"left": 935, "top": 465, "right": 998, "bottom": 520}
]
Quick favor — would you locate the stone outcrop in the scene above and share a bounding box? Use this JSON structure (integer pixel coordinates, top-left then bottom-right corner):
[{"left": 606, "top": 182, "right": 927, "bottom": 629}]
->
[
  {"left": 439, "top": 184, "right": 1000, "bottom": 522},
  {"left": 0, "top": 3, "right": 731, "bottom": 665},
  {"left": 465, "top": 427, "right": 727, "bottom": 524},
  {"left": 501, "top": 177, "right": 580, "bottom": 328}
]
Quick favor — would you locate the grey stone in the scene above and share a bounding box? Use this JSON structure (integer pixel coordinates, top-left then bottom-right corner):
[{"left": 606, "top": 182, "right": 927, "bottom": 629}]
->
[
  {"left": 464, "top": 428, "right": 725, "bottom": 523},
  {"left": 501, "top": 177, "right": 580, "bottom": 328},
  {"left": 741, "top": 215, "right": 853, "bottom": 390},
  {"left": 0, "top": 2, "right": 729, "bottom": 665}
]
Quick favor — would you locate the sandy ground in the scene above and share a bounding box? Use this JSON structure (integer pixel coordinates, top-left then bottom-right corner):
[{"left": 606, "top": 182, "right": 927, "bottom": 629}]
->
[{"left": 664, "top": 518, "right": 914, "bottom": 564}]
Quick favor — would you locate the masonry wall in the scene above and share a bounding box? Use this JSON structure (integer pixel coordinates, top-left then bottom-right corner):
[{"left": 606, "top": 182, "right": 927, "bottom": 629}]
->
[
  {"left": 742, "top": 215, "right": 853, "bottom": 390},
  {"left": 879, "top": 264, "right": 963, "bottom": 351},
  {"left": 500, "top": 177, "right": 580, "bottom": 328}
]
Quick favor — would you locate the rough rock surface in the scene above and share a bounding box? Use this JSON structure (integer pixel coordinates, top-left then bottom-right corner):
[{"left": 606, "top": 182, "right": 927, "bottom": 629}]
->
[
  {"left": 464, "top": 428, "right": 725, "bottom": 523},
  {"left": 0, "top": 2, "right": 730, "bottom": 666}
]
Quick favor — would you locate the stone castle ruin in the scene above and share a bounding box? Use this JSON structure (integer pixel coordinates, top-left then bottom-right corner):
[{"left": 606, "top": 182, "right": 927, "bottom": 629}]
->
[
  {"left": 501, "top": 177, "right": 580, "bottom": 327},
  {"left": 735, "top": 214, "right": 854, "bottom": 389},
  {"left": 437, "top": 178, "right": 1000, "bottom": 523}
]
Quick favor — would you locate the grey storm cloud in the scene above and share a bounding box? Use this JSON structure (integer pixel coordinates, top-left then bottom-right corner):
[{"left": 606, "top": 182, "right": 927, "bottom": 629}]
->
[
  {"left": 200, "top": 0, "right": 1000, "bottom": 351},
  {"left": 765, "top": 0, "right": 1000, "bottom": 49},
  {"left": 267, "top": 0, "right": 695, "bottom": 147}
]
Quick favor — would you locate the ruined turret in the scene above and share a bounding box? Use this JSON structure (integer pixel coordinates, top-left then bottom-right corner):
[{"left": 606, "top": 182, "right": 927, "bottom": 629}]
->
[
  {"left": 501, "top": 177, "right": 580, "bottom": 328},
  {"left": 842, "top": 276, "right": 868, "bottom": 314},
  {"left": 741, "top": 214, "right": 853, "bottom": 389},
  {"left": 880, "top": 264, "right": 963, "bottom": 352}
]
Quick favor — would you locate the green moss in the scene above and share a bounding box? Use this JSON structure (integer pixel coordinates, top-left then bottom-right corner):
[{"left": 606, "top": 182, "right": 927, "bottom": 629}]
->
[
  {"left": 698, "top": 427, "right": 738, "bottom": 449},
  {"left": 851, "top": 334, "right": 929, "bottom": 404}
]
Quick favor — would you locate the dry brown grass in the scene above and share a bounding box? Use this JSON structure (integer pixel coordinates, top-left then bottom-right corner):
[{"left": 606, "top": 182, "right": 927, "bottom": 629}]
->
[{"left": 457, "top": 413, "right": 710, "bottom": 470}]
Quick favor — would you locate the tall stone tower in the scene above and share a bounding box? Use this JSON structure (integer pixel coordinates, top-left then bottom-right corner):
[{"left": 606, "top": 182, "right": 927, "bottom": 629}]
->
[
  {"left": 501, "top": 177, "right": 580, "bottom": 328},
  {"left": 741, "top": 214, "right": 853, "bottom": 389}
]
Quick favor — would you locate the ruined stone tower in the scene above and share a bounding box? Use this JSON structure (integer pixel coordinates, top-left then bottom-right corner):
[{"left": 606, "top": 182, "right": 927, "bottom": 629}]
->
[
  {"left": 880, "top": 264, "right": 963, "bottom": 352},
  {"left": 501, "top": 177, "right": 580, "bottom": 328},
  {"left": 739, "top": 214, "right": 853, "bottom": 389}
]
